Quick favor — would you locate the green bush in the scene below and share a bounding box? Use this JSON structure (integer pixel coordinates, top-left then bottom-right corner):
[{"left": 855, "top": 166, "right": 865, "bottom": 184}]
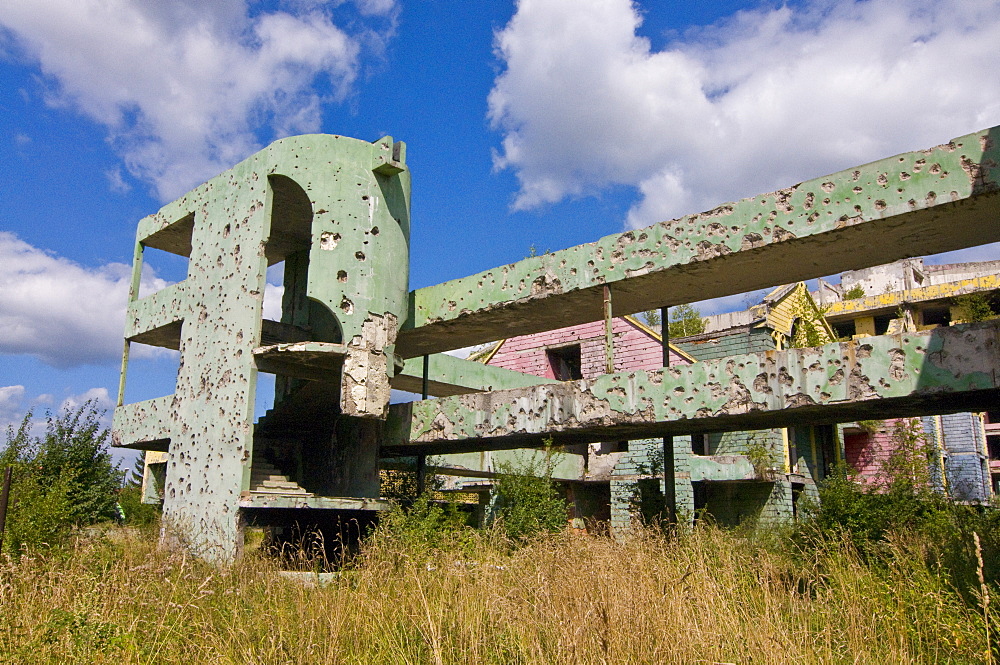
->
[
  {"left": 954, "top": 292, "right": 995, "bottom": 322},
  {"left": 491, "top": 450, "right": 567, "bottom": 541},
  {"left": 843, "top": 284, "right": 866, "bottom": 300},
  {"left": 794, "top": 419, "right": 1000, "bottom": 602},
  {"left": 1, "top": 402, "right": 124, "bottom": 554},
  {"left": 369, "top": 493, "right": 476, "bottom": 556},
  {"left": 1, "top": 468, "right": 76, "bottom": 553}
]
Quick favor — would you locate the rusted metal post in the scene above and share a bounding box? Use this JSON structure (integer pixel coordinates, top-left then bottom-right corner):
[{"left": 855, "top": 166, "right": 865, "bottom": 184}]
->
[
  {"left": 603, "top": 285, "right": 614, "bottom": 374},
  {"left": 0, "top": 467, "right": 12, "bottom": 553},
  {"left": 660, "top": 306, "right": 670, "bottom": 366},
  {"left": 660, "top": 306, "right": 676, "bottom": 522}
]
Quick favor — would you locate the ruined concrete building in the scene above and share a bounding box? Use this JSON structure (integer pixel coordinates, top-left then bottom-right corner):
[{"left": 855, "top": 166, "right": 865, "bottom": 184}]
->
[{"left": 114, "top": 127, "right": 1000, "bottom": 561}]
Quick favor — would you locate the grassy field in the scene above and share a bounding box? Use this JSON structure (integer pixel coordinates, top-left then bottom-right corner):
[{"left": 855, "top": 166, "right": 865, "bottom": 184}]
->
[{"left": 0, "top": 523, "right": 994, "bottom": 664}]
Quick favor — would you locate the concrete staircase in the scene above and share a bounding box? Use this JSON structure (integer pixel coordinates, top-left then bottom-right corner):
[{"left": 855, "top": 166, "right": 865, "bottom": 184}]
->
[
  {"left": 249, "top": 456, "right": 313, "bottom": 497},
  {"left": 248, "top": 380, "right": 340, "bottom": 498}
]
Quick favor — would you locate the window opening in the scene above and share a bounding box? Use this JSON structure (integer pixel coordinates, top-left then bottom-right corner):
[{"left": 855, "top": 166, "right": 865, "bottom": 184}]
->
[
  {"left": 921, "top": 306, "right": 951, "bottom": 327},
  {"left": 137, "top": 212, "right": 194, "bottom": 300},
  {"left": 547, "top": 344, "right": 582, "bottom": 381},
  {"left": 122, "top": 341, "right": 182, "bottom": 405},
  {"left": 987, "top": 434, "right": 1000, "bottom": 461}
]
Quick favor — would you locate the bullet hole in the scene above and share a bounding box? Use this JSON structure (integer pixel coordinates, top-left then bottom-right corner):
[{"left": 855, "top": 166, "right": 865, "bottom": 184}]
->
[
  {"left": 355, "top": 251, "right": 366, "bottom": 261},
  {"left": 341, "top": 296, "right": 354, "bottom": 315},
  {"left": 338, "top": 270, "right": 348, "bottom": 282},
  {"left": 371, "top": 226, "right": 379, "bottom": 236},
  {"left": 320, "top": 232, "right": 340, "bottom": 250}
]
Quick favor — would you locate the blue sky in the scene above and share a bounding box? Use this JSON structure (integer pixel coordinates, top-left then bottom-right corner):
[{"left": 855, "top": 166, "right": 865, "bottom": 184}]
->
[{"left": 2, "top": 0, "right": 1000, "bottom": 464}]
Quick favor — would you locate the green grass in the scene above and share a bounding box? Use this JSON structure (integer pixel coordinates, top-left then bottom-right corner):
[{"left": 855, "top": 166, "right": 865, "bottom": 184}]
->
[{"left": 0, "top": 522, "right": 994, "bottom": 664}]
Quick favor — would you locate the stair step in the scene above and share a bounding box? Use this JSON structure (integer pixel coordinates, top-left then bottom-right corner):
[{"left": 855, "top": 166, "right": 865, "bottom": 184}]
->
[
  {"left": 251, "top": 488, "right": 314, "bottom": 496},
  {"left": 259, "top": 479, "right": 299, "bottom": 487},
  {"left": 250, "top": 469, "right": 289, "bottom": 480}
]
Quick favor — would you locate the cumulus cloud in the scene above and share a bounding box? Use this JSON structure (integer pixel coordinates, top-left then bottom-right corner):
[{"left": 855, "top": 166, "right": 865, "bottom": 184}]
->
[
  {"left": 60, "top": 386, "right": 115, "bottom": 414},
  {"left": 0, "top": 385, "right": 27, "bottom": 429},
  {"left": 0, "top": 232, "right": 170, "bottom": 367},
  {"left": 0, "top": 232, "right": 290, "bottom": 368},
  {"left": 489, "top": 0, "right": 1000, "bottom": 228},
  {"left": 263, "top": 283, "right": 285, "bottom": 321},
  {"left": 0, "top": 0, "right": 395, "bottom": 200}
]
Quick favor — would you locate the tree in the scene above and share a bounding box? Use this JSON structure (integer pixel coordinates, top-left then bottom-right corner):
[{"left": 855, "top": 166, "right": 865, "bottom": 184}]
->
[
  {"left": 667, "top": 303, "right": 706, "bottom": 339},
  {"left": 1, "top": 402, "right": 124, "bottom": 552}
]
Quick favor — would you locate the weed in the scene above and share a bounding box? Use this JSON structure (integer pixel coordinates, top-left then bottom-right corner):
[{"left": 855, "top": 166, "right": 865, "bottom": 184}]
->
[
  {"left": 843, "top": 284, "right": 866, "bottom": 300},
  {"left": 490, "top": 445, "right": 567, "bottom": 541},
  {"left": 954, "top": 292, "right": 996, "bottom": 323}
]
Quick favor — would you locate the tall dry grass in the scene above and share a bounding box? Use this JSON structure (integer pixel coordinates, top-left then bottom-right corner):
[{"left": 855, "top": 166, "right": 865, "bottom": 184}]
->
[{"left": 0, "top": 525, "right": 992, "bottom": 664}]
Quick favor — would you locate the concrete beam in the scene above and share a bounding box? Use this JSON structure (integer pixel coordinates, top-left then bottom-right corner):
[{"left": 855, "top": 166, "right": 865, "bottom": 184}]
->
[
  {"left": 397, "top": 127, "right": 1000, "bottom": 358},
  {"left": 825, "top": 273, "right": 1000, "bottom": 320},
  {"left": 393, "top": 353, "right": 558, "bottom": 396},
  {"left": 384, "top": 321, "right": 1000, "bottom": 455}
]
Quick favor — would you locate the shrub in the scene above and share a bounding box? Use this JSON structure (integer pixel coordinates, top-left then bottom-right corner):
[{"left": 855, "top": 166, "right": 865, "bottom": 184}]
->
[
  {"left": 0, "top": 402, "right": 124, "bottom": 553},
  {"left": 795, "top": 419, "right": 1000, "bottom": 603},
  {"left": 843, "top": 284, "right": 866, "bottom": 300},
  {"left": 954, "top": 292, "right": 995, "bottom": 322},
  {"left": 116, "top": 485, "right": 160, "bottom": 527},
  {"left": 491, "top": 449, "right": 567, "bottom": 541},
  {"left": 370, "top": 493, "right": 476, "bottom": 555}
]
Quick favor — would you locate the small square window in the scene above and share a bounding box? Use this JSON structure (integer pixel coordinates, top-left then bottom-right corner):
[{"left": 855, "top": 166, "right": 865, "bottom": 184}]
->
[{"left": 547, "top": 345, "right": 582, "bottom": 381}]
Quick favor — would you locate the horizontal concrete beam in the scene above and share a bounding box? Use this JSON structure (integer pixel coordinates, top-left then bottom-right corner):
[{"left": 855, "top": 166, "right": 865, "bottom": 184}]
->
[
  {"left": 394, "top": 353, "right": 557, "bottom": 396},
  {"left": 239, "top": 494, "right": 390, "bottom": 511},
  {"left": 825, "top": 273, "right": 1000, "bottom": 320},
  {"left": 112, "top": 395, "right": 173, "bottom": 451},
  {"left": 384, "top": 321, "right": 1000, "bottom": 456},
  {"left": 397, "top": 127, "right": 1000, "bottom": 358}
]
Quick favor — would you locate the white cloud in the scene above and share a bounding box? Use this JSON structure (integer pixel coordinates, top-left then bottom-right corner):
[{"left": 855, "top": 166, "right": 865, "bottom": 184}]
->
[
  {"left": 0, "top": 232, "right": 160, "bottom": 367},
  {"left": 104, "top": 167, "right": 131, "bottom": 194},
  {"left": 490, "top": 0, "right": 1000, "bottom": 228},
  {"left": 263, "top": 283, "right": 285, "bottom": 321},
  {"left": 0, "top": 0, "right": 395, "bottom": 200},
  {"left": 0, "top": 385, "right": 26, "bottom": 429},
  {"left": 60, "top": 386, "right": 114, "bottom": 414},
  {"left": 0, "top": 232, "right": 294, "bottom": 368}
]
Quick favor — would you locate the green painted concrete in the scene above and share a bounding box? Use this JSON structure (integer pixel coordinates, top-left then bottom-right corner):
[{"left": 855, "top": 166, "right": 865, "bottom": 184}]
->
[
  {"left": 113, "top": 134, "right": 410, "bottom": 562},
  {"left": 397, "top": 127, "right": 1000, "bottom": 357},
  {"left": 111, "top": 124, "right": 1000, "bottom": 561},
  {"left": 394, "top": 353, "right": 559, "bottom": 396},
  {"left": 384, "top": 321, "right": 1000, "bottom": 455}
]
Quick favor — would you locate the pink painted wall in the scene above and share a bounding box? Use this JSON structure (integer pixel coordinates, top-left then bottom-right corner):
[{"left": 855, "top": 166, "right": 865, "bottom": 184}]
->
[
  {"left": 487, "top": 318, "right": 690, "bottom": 379},
  {"left": 844, "top": 418, "right": 920, "bottom": 485}
]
